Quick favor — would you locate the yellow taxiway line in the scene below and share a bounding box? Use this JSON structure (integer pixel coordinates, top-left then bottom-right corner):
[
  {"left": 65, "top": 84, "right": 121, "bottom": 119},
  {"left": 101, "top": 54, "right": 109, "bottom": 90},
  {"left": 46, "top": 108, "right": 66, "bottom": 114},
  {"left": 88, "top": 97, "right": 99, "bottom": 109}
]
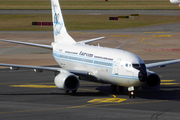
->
[
  {"left": 153, "top": 35, "right": 172, "bottom": 37},
  {"left": 160, "top": 83, "right": 180, "bottom": 85},
  {"left": 141, "top": 38, "right": 158, "bottom": 45},
  {"left": 161, "top": 80, "right": 175, "bottom": 82},
  {"left": 9, "top": 85, "right": 57, "bottom": 88},
  {"left": 144, "top": 32, "right": 170, "bottom": 33}
]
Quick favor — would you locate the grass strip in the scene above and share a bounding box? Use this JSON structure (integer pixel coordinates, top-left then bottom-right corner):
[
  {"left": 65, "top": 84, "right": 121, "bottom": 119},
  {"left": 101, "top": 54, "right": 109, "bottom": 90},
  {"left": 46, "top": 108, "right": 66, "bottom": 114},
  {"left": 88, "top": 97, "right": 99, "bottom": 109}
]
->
[
  {"left": 0, "top": 0, "right": 178, "bottom": 10},
  {"left": 0, "top": 14, "right": 180, "bottom": 31}
]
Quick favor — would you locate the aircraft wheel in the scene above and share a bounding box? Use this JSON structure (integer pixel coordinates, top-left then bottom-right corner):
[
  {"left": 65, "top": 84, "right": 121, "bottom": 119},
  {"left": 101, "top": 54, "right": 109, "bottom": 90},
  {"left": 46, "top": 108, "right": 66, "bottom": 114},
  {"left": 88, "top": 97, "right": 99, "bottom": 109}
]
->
[
  {"left": 118, "top": 86, "right": 124, "bottom": 93},
  {"left": 129, "top": 93, "right": 131, "bottom": 98},
  {"left": 133, "top": 94, "right": 135, "bottom": 98},
  {"left": 65, "top": 90, "right": 69, "bottom": 93},
  {"left": 72, "top": 89, "right": 77, "bottom": 94},
  {"left": 111, "top": 84, "right": 117, "bottom": 93}
]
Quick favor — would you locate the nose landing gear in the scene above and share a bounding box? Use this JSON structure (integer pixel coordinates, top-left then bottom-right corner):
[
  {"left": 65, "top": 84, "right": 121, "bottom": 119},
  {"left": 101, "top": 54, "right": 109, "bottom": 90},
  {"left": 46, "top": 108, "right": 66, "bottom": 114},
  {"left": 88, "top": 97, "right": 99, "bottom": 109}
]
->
[
  {"left": 129, "top": 91, "right": 135, "bottom": 98},
  {"left": 111, "top": 85, "right": 136, "bottom": 98},
  {"left": 128, "top": 86, "right": 135, "bottom": 98}
]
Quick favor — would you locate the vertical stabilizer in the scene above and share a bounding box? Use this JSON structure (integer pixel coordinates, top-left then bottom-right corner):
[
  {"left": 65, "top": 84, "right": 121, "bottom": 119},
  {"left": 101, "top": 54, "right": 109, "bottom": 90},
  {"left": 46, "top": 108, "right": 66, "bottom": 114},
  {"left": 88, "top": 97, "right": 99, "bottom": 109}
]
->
[{"left": 51, "top": 0, "right": 76, "bottom": 43}]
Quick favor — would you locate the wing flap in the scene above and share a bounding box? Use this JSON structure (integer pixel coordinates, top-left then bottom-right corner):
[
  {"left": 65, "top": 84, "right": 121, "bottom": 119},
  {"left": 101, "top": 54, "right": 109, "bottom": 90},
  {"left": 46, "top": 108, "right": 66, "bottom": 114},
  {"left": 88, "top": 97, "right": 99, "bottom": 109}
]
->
[{"left": 146, "top": 59, "right": 180, "bottom": 69}]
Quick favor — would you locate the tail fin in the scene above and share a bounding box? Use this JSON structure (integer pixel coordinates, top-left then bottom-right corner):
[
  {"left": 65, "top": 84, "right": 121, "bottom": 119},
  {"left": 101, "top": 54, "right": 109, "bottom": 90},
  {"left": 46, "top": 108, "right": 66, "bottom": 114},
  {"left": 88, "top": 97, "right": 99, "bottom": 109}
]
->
[{"left": 51, "top": 0, "right": 76, "bottom": 43}]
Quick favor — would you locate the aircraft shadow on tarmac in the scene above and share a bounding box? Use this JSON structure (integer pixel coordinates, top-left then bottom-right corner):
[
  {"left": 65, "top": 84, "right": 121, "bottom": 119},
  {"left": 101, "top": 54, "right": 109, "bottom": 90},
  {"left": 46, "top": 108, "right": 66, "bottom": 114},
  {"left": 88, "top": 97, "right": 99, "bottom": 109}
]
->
[
  {"left": 0, "top": 82, "right": 179, "bottom": 100},
  {"left": 0, "top": 90, "right": 109, "bottom": 97},
  {"left": 135, "top": 89, "right": 180, "bottom": 101},
  {"left": 95, "top": 86, "right": 180, "bottom": 101}
]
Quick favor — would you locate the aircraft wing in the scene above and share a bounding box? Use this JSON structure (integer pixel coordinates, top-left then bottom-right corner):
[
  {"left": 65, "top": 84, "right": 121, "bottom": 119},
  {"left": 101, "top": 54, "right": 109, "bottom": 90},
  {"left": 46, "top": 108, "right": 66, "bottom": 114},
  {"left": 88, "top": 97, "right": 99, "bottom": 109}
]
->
[
  {"left": 0, "top": 39, "right": 52, "bottom": 49},
  {"left": 0, "top": 63, "right": 91, "bottom": 76},
  {"left": 146, "top": 59, "right": 180, "bottom": 69},
  {"left": 77, "top": 37, "right": 105, "bottom": 44}
]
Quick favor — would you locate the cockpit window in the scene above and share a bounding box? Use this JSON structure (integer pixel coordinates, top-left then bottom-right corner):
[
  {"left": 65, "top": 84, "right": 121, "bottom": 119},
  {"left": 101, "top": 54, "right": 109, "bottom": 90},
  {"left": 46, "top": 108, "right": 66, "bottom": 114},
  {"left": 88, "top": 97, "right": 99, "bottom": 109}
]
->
[
  {"left": 132, "top": 64, "right": 140, "bottom": 70},
  {"left": 132, "top": 64, "right": 146, "bottom": 70}
]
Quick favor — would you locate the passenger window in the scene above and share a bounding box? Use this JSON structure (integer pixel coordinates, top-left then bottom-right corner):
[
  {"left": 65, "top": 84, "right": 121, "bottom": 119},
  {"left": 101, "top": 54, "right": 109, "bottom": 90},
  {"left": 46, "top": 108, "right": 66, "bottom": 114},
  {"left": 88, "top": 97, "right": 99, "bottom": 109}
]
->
[{"left": 126, "top": 64, "right": 128, "bottom": 67}]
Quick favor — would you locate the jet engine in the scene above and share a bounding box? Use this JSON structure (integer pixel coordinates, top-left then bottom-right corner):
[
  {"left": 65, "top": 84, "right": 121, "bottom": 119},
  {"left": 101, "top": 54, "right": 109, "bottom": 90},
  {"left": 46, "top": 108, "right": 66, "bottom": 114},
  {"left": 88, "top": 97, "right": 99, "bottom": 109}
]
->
[
  {"left": 54, "top": 73, "right": 79, "bottom": 91},
  {"left": 142, "top": 71, "right": 160, "bottom": 89},
  {"left": 170, "top": 0, "right": 180, "bottom": 8}
]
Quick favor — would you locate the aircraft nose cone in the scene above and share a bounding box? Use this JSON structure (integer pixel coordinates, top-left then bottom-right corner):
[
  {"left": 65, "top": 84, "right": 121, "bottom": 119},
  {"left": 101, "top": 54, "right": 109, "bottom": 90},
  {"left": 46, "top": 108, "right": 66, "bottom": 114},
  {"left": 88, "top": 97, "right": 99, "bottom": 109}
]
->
[{"left": 138, "top": 71, "right": 147, "bottom": 82}]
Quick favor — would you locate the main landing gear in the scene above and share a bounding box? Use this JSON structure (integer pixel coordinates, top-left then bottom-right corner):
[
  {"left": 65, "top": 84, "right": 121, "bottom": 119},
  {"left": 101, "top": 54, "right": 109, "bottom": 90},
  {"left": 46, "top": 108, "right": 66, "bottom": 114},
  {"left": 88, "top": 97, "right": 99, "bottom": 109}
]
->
[
  {"left": 111, "top": 85, "right": 124, "bottom": 93},
  {"left": 111, "top": 84, "right": 117, "bottom": 93},
  {"left": 128, "top": 86, "right": 135, "bottom": 98},
  {"left": 65, "top": 89, "right": 77, "bottom": 94},
  {"left": 111, "top": 85, "right": 136, "bottom": 98}
]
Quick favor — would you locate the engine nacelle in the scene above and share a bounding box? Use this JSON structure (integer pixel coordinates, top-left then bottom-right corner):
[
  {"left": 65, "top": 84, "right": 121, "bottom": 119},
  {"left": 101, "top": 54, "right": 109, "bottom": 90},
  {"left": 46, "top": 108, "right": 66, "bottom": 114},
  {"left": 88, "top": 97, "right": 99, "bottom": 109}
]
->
[
  {"left": 54, "top": 73, "right": 79, "bottom": 91},
  {"left": 142, "top": 71, "right": 160, "bottom": 89}
]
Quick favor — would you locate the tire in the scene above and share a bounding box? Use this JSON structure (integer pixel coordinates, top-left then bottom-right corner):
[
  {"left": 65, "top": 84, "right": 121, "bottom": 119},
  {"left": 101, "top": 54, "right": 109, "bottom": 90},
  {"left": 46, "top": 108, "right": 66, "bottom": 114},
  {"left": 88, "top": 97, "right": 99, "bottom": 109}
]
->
[
  {"left": 111, "top": 84, "right": 117, "bottom": 93},
  {"left": 72, "top": 90, "right": 77, "bottom": 94},
  {"left": 118, "top": 86, "right": 124, "bottom": 93}
]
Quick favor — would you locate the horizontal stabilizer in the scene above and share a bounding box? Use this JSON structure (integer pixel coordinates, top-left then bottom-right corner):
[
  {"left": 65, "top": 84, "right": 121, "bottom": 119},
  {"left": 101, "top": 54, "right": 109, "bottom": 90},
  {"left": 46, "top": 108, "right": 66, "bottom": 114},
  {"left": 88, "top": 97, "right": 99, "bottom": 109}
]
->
[
  {"left": 77, "top": 37, "right": 105, "bottom": 44},
  {"left": 116, "top": 40, "right": 131, "bottom": 49},
  {"left": 0, "top": 39, "right": 52, "bottom": 49}
]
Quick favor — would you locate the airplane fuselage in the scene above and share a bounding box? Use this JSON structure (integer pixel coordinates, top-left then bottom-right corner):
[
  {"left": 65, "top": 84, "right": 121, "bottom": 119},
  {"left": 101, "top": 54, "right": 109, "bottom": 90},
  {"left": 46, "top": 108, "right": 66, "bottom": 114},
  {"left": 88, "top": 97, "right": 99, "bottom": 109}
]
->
[{"left": 52, "top": 42, "right": 146, "bottom": 87}]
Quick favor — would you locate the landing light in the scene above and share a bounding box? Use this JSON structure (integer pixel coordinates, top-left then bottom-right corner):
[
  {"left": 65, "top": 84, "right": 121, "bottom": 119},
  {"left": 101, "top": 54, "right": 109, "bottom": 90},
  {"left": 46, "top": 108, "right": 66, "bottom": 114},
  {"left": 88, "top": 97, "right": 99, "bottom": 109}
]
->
[
  {"left": 10, "top": 67, "right": 19, "bottom": 70},
  {"left": 131, "top": 91, "right": 134, "bottom": 95},
  {"left": 34, "top": 69, "right": 43, "bottom": 73}
]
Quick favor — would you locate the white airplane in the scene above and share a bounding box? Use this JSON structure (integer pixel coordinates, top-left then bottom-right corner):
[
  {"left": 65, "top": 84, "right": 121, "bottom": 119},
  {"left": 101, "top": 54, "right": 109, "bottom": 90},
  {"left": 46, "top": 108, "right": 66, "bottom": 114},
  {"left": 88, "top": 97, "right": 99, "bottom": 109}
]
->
[
  {"left": 170, "top": 0, "right": 180, "bottom": 8},
  {"left": 0, "top": 0, "right": 180, "bottom": 98}
]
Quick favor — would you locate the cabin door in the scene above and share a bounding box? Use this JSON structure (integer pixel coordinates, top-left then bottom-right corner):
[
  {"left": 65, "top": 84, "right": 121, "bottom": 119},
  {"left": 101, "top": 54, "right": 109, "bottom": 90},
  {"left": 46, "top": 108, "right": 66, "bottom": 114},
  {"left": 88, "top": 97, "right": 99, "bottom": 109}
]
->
[{"left": 114, "top": 59, "right": 121, "bottom": 75}]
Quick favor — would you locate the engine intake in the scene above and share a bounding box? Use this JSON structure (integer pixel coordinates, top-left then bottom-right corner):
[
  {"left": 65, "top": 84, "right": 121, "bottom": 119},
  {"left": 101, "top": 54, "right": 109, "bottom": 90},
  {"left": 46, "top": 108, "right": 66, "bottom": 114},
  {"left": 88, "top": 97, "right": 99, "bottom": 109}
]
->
[
  {"left": 54, "top": 73, "right": 79, "bottom": 91},
  {"left": 143, "top": 71, "right": 160, "bottom": 89}
]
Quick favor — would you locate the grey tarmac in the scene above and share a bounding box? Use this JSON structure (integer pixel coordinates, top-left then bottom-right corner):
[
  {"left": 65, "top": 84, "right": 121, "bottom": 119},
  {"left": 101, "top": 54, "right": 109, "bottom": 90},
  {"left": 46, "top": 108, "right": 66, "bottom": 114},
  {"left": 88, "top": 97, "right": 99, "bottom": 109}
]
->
[{"left": 0, "top": 61, "right": 179, "bottom": 120}]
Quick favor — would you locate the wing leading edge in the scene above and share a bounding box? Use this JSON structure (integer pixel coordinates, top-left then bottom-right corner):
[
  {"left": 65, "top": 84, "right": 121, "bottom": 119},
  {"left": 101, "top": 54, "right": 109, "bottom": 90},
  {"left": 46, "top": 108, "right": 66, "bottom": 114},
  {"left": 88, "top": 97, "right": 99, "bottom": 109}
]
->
[{"left": 0, "top": 63, "right": 91, "bottom": 77}]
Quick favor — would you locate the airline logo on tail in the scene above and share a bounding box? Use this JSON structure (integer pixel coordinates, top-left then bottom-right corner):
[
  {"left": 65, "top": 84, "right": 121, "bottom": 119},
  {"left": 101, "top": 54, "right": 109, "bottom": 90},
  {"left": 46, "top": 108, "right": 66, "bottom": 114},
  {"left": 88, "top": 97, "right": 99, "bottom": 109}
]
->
[{"left": 52, "top": 2, "right": 63, "bottom": 36}]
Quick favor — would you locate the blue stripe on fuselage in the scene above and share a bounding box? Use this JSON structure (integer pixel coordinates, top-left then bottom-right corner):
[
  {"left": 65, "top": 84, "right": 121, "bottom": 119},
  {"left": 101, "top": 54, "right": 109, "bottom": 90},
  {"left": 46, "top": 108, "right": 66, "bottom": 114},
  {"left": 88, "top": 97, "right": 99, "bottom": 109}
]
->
[{"left": 53, "top": 51, "right": 139, "bottom": 80}]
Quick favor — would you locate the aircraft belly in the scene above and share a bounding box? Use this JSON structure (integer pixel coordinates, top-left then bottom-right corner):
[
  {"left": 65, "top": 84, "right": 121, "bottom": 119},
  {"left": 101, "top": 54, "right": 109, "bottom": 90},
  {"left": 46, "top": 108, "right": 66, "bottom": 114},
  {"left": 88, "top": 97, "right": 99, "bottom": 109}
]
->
[
  {"left": 97, "top": 69, "right": 131, "bottom": 86},
  {"left": 110, "top": 77, "right": 142, "bottom": 87},
  {"left": 101, "top": 71, "right": 141, "bottom": 87}
]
